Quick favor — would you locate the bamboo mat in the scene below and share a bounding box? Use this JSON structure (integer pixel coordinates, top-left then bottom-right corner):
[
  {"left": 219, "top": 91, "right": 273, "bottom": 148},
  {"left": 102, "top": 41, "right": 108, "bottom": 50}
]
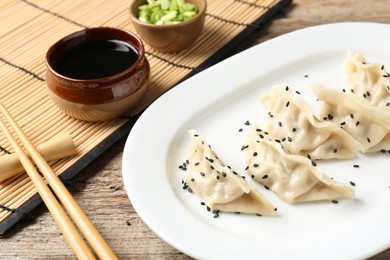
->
[{"left": 0, "top": 0, "right": 291, "bottom": 234}]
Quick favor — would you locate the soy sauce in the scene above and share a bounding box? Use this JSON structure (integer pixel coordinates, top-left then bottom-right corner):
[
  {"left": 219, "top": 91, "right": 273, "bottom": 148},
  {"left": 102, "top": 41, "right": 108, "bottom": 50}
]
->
[{"left": 54, "top": 39, "right": 139, "bottom": 80}]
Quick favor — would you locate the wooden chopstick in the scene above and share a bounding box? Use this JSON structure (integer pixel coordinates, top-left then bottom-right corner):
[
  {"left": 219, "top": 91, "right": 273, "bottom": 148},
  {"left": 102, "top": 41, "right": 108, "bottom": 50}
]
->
[{"left": 0, "top": 103, "right": 117, "bottom": 260}]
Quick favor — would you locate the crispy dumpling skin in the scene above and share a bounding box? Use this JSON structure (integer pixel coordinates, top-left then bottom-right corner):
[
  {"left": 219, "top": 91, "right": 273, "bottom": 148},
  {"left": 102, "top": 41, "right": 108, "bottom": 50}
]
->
[
  {"left": 244, "top": 125, "right": 355, "bottom": 203},
  {"left": 182, "top": 129, "right": 275, "bottom": 216},
  {"left": 312, "top": 83, "right": 390, "bottom": 153},
  {"left": 345, "top": 52, "right": 390, "bottom": 107},
  {"left": 259, "top": 85, "right": 362, "bottom": 159}
]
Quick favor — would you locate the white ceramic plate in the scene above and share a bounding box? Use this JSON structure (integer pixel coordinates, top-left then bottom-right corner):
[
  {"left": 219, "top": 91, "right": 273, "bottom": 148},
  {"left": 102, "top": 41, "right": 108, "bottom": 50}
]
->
[{"left": 122, "top": 22, "right": 390, "bottom": 259}]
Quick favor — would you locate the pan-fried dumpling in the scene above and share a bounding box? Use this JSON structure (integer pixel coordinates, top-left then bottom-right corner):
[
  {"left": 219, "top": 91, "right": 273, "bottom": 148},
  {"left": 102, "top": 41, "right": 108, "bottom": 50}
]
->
[
  {"left": 312, "top": 83, "right": 390, "bottom": 153},
  {"left": 345, "top": 52, "right": 390, "bottom": 107},
  {"left": 259, "top": 85, "right": 362, "bottom": 159},
  {"left": 244, "top": 125, "right": 355, "bottom": 203},
  {"left": 182, "top": 129, "right": 275, "bottom": 216}
]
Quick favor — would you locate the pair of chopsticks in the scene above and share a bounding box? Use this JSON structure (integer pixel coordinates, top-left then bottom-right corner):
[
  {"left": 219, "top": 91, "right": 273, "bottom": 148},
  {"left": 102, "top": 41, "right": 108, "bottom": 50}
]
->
[{"left": 0, "top": 103, "right": 117, "bottom": 260}]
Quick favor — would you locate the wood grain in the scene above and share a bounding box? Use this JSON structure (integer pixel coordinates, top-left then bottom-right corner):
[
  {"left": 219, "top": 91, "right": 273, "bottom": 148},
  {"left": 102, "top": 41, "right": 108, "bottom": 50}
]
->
[{"left": 2, "top": 0, "right": 390, "bottom": 258}]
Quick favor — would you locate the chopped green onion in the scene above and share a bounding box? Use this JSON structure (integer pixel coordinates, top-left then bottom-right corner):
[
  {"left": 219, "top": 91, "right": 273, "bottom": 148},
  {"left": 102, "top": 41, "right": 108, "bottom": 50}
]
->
[{"left": 138, "top": 0, "right": 198, "bottom": 25}]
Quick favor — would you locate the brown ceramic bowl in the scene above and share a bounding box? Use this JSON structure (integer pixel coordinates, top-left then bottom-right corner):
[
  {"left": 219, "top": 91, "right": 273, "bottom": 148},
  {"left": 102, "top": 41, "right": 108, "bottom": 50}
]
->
[
  {"left": 45, "top": 27, "right": 150, "bottom": 122},
  {"left": 130, "top": 0, "right": 207, "bottom": 53}
]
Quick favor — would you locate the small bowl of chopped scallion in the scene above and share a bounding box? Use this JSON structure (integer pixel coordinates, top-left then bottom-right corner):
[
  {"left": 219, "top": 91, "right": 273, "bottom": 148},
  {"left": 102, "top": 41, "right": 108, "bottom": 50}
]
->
[{"left": 130, "top": 0, "right": 207, "bottom": 52}]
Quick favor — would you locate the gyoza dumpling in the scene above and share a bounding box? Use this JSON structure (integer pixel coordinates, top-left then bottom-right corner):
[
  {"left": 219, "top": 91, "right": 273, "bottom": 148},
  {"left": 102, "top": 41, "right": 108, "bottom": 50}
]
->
[
  {"left": 259, "top": 85, "right": 362, "bottom": 159},
  {"left": 182, "top": 129, "right": 275, "bottom": 216},
  {"left": 312, "top": 83, "right": 390, "bottom": 153},
  {"left": 244, "top": 125, "right": 355, "bottom": 203},
  {"left": 345, "top": 52, "right": 390, "bottom": 107}
]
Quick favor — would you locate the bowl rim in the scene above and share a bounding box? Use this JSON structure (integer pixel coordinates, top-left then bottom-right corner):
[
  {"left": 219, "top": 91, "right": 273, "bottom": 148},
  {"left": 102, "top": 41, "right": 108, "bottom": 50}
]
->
[
  {"left": 45, "top": 26, "right": 147, "bottom": 85},
  {"left": 129, "top": 0, "right": 207, "bottom": 28}
]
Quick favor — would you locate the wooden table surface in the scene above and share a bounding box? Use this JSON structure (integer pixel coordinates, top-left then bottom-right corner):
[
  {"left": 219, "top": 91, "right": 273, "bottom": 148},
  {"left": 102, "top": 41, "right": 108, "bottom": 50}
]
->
[{"left": 2, "top": 0, "right": 390, "bottom": 259}]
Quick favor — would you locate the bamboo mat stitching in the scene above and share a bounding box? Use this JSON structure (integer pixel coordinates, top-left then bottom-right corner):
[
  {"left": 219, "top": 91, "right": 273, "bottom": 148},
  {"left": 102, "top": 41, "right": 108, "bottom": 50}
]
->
[
  {"left": 0, "top": 58, "right": 44, "bottom": 82},
  {"left": 234, "top": 0, "right": 271, "bottom": 9},
  {"left": 0, "top": 204, "right": 34, "bottom": 220},
  {"left": 21, "top": 0, "right": 88, "bottom": 29}
]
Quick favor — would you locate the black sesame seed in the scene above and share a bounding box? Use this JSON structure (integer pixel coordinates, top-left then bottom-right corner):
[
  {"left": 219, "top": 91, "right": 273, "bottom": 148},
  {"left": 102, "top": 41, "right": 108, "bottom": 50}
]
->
[
  {"left": 381, "top": 65, "right": 385, "bottom": 70},
  {"left": 363, "top": 94, "right": 367, "bottom": 98},
  {"left": 274, "top": 207, "right": 278, "bottom": 211},
  {"left": 292, "top": 128, "right": 297, "bottom": 132},
  {"left": 221, "top": 172, "right": 227, "bottom": 177},
  {"left": 353, "top": 164, "right": 360, "bottom": 168},
  {"left": 262, "top": 175, "right": 268, "bottom": 179},
  {"left": 194, "top": 162, "right": 200, "bottom": 166},
  {"left": 188, "top": 188, "right": 193, "bottom": 193},
  {"left": 210, "top": 165, "right": 214, "bottom": 170},
  {"left": 194, "top": 134, "right": 199, "bottom": 137},
  {"left": 241, "top": 145, "right": 249, "bottom": 151},
  {"left": 333, "top": 148, "right": 338, "bottom": 153},
  {"left": 295, "top": 91, "right": 301, "bottom": 94},
  {"left": 340, "top": 122, "right": 346, "bottom": 126},
  {"left": 356, "top": 121, "right": 360, "bottom": 126},
  {"left": 253, "top": 163, "right": 259, "bottom": 168},
  {"left": 350, "top": 89, "right": 354, "bottom": 93},
  {"left": 342, "top": 89, "right": 346, "bottom": 93},
  {"left": 238, "top": 128, "right": 243, "bottom": 132},
  {"left": 367, "top": 91, "right": 371, "bottom": 97},
  {"left": 286, "top": 101, "right": 290, "bottom": 107},
  {"left": 350, "top": 181, "right": 356, "bottom": 186},
  {"left": 201, "top": 202, "right": 205, "bottom": 205},
  {"left": 287, "top": 136, "right": 292, "bottom": 142},
  {"left": 264, "top": 131, "right": 269, "bottom": 135},
  {"left": 304, "top": 75, "right": 309, "bottom": 78},
  {"left": 207, "top": 206, "right": 211, "bottom": 211},
  {"left": 328, "top": 114, "right": 334, "bottom": 120},
  {"left": 244, "top": 166, "right": 249, "bottom": 171},
  {"left": 311, "top": 160, "right": 317, "bottom": 167},
  {"left": 281, "top": 137, "right": 286, "bottom": 142},
  {"left": 186, "top": 160, "right": 189, "bottom": 164},
  {"left": 191, "top": 178, "right": 195, "bottom": 182},
  {"left": 216, "top": 176, "right": 220, "bottom": 180},
  {"left": 264, "top": 185, "right": 270, "bottom": 190},
  {"left": 200, "top": 172, "right": 205, "bottom": 176},
  {"left": 235, "top": 212, "right": 241, "bottom": 214},
  {"left": 332, "top": 200, "right": 338, "bottom": 204},
  {"left": 182, "top": 183, "right": 188, "bottom": 189},
  {"left": 307, "top": 154, "right": 311, "bottom": 160},
  {"left": 256, "top": 214, "right": 262, "bottom": 217},
  {"left": 245, "top": 120, "right": 250, "bottom": 126},
  {"left": 253, "top": 152, "right": 258, "bottom": 157},
  {"left": 259, "top": 134, "right": 264, "bottom": 139},
  {"left": 233, "top": 171, "right": 239, "bottom": 175},
  {"left": 380, "top": 149, "right": 387, "bottom": 153},
  {"left": 213, "top": 213, "right": 219, "bottom": 218},
  {"left": 275, "top": 139, "right": 281, "bottom": 143},
  {"left": 285, "top": 86, "right": 289, "bottom": 91},
  {"left": 251, "top": 175, "right": 255, "bottom": 178},
  {"left": 367, "top": 137, "right": 371, "bottom": 143}
]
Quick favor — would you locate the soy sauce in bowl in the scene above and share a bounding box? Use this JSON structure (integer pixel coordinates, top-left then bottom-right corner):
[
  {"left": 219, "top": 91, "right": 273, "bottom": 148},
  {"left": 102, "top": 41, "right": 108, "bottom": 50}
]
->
[
  {"left": 54, "top": 39, "right": 139, "bottom": 80},
  {"left": 45, "top": 27, "right": 150, "bottom": 122}
]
